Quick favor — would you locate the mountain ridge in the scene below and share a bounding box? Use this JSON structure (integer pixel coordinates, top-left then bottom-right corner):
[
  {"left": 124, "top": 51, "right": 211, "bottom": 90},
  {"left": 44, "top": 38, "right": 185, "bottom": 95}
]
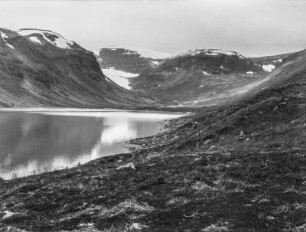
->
[
  {"left": 0, "top": 28, "right": 157, "bottom": 108},
  {"left": 96, "top": 46, "right": 300, "bottom": 106}
]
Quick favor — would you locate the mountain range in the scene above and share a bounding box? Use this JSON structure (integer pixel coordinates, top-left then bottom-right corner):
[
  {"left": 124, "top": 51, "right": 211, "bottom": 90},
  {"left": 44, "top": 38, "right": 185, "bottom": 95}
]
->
[
  {"left": 96, "top": 46, "right": 296, "bottom": 106},
  {"left": 1, "top": 27, "right": 306, "bottom": 231},
  {"left": 0, "top": 27, "right": 302, "bottom": 110}
]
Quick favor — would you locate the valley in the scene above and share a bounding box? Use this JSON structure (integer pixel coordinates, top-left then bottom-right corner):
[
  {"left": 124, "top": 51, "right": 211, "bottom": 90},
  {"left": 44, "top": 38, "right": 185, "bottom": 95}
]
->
[{"left": 0, "top": 27, "right": 305, "bottom": 232}]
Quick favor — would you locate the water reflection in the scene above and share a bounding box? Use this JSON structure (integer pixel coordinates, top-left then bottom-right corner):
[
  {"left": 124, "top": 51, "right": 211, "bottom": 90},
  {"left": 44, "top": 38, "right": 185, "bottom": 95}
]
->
[{"left": 0, "top": 111, "right": 181, "bottom": 179}]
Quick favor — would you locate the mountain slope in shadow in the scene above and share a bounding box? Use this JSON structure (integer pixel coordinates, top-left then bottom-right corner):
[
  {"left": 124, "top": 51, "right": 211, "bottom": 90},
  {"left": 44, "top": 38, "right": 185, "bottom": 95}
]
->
[{"left": 0, "top": 28, "right": 156, "bottom": 108}]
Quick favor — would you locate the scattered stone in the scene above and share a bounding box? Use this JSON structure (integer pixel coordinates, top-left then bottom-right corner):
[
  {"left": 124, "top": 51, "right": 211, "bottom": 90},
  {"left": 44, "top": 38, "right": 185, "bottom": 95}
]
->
[
  {"left": 117, "top": 163, "right": 136, "bottom": 171},
  {"left": 129, "top": 223, "right": 148, "bottom": 230},
  {"left": 258, "top": 198, "right": 270, "bottom": 203},
  {"left": 204, "top": 139, "right": 213, "bottom": 144}
]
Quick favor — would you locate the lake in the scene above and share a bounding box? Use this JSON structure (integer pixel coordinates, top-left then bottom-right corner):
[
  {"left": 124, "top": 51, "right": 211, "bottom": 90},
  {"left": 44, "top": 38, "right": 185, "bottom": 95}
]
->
[{"left": 0, "top": 109, "right": 184, "bottom": 180}]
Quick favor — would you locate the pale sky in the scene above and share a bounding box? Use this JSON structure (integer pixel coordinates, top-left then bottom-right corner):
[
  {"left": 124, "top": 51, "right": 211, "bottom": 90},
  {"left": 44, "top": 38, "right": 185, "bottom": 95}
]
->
[{"left": 0, "top": 0, "right": 305, "bottom": 56}]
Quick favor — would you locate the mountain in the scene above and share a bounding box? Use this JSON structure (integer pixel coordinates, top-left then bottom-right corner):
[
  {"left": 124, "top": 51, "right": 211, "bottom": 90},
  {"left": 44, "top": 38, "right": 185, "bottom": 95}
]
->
[
  {"left": 2, "top": 49, "right": 306, "bottom": 232},
  {"left": 95, "top": 47, "right": 171, "bottom": 73},
  {"left": 0, "top": 28, "right": 156, "bottom": 108},
  {"left": 96, "top": 47, "right": 293, "bottom": 106},
  {"left": 94, "top": 47, "right": 171, "bottom": 90}
]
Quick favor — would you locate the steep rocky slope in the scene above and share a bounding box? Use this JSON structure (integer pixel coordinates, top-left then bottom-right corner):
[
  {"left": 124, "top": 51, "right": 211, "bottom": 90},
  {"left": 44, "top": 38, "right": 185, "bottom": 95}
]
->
[
  {"left": 0, "top": 28, "right": 156, "bottom": 108},
  {"left": 1, "top": 50, "right": 306, "bottom": 231}
]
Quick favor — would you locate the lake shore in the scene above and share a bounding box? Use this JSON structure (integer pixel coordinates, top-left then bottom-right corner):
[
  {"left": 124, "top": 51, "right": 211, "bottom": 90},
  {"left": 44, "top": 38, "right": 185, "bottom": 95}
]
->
[{"left": 0, "top": 109, "right": 305, "bottom": 231}]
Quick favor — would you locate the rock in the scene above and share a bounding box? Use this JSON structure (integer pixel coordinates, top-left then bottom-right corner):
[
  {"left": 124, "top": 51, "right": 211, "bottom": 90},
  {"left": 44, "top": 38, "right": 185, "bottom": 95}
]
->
[
  {"left": 117, "top": 163, "right": 136, "bottom": 171},
  {"left": 258, "top": 198, "right": 270, "bottom": 204},
  {"left": 204, "top": 139, "right": 213, "bottom": 144},
  {"left": 129, "top": 223, "right": 148, "bottom": 230}
]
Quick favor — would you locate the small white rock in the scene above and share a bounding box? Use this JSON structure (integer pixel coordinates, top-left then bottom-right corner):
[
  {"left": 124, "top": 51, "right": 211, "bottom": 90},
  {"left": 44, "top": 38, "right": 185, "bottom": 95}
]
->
[{"left": 117, "top": 162, "right": 136, "bottom": 171}]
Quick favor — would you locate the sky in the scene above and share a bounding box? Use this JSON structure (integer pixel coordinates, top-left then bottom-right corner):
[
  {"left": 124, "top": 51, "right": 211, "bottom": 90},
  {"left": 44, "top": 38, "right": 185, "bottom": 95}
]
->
[{"left": 0, "top": 0, "right": 305, "bottom": 56}]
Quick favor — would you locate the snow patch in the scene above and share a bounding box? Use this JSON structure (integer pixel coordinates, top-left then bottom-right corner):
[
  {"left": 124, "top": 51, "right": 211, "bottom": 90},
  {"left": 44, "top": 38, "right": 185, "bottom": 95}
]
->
[
  {"left": 0, "top": 31, "right": 15, "bottom": 49},
  {"left": 0, "top": 32, "right": 8, "bottom": 40},
  {"left": 262, "top": 64, "right": 275, "bottom": 72},
  {"left": 29, "top": 36, "right": 41, "bottom": 44},
  {"left": 151, "top": 60, "right": 160, "bottom": 66},
  {"left": 102, "top": 68, "right": 139, "bottom": 89},
  {"left": 53, "top": 37, "right": 74, "bottom": 49},
  {"left": 18, "top": 29, "right": 74, "bottom": 49},
  {"left": 94, "top": 49, "right": 101, "bottom": 56},
  {"left": 273, "top": 59, "right": 282, "bottom": 63}
]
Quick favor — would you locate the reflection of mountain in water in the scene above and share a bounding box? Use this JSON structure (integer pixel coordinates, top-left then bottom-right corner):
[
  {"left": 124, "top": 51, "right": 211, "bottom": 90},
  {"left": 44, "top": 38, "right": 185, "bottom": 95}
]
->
[
  {"left": 0, "top": 112, "right": 167, "bottom": 179},
  {"left": 0, "top": 112, "right": 103, "bottom": 178},
  {"left": 89, "top": 117, "right": 162, "bottom": 159}
]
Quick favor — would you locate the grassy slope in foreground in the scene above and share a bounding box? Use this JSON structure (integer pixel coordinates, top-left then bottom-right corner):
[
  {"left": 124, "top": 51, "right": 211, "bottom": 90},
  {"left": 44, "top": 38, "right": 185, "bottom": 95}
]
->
[{"left": 1, "top": 50, "right": 306, "bottom": 232}]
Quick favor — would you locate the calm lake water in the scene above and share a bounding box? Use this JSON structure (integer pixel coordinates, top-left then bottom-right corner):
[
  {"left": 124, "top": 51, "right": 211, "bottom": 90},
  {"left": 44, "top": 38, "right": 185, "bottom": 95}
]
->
[{"left": 0, "top": 109, "right": 184, "bottom": 180}]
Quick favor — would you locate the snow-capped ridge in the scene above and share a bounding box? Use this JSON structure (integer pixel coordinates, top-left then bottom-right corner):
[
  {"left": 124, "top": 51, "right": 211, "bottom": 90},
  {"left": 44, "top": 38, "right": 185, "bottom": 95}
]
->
[
  {"left": 18, "top": 28, "right": 75, "bottom": 49},
  {"left": 104, "top": 46, "right": 172, "bottom": 59},
  {"left": 176, "top": 49, "right": 245, "bottom": 59}
]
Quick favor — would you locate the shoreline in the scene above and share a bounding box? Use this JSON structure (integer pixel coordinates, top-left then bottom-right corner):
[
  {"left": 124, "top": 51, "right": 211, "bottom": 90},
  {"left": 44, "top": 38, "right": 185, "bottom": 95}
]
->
[
  {"left": 0, "top": 105, "right": 199, "bottom": 113},
  {"left": 1, "top": 101, "right": 305, "bottom": 231}
]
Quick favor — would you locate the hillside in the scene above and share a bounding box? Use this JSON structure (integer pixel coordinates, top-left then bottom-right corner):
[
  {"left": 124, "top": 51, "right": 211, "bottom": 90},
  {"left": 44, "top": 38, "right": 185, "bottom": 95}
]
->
[
  {"left": 94, "top": 47, "right": 170, "bottom": 90},
  {"left": 95, "top": 47, "right": 170, "bottom": 73},
  {"left": 0, "top": 28, "right": 156, "bottom": 108},
  {"left": 96, "top": 47, "right": 295, "bottom": 106},
  {"left": 1, "top": 49, "right": 305, "bottom": 231}
]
